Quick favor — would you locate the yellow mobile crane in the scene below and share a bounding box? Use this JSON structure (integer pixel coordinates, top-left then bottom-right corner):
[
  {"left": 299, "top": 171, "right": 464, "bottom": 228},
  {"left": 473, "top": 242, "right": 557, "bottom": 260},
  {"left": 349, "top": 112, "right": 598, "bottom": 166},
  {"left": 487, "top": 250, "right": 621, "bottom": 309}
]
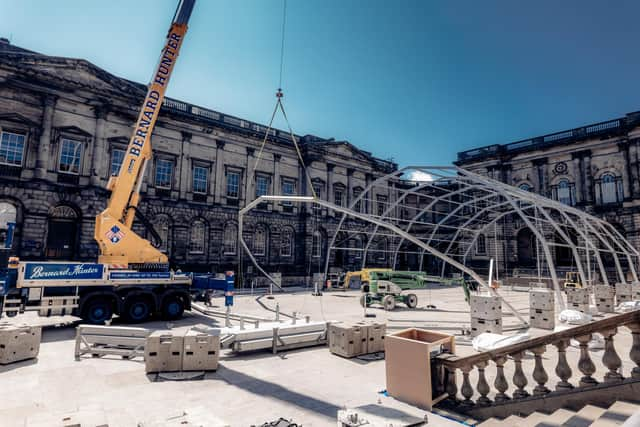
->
[
  {"left": 0, "top": 0, "right": 235, "bottom": 324},
  {"left": 95, "top": 0, "right": 192, "bottom": 270}
]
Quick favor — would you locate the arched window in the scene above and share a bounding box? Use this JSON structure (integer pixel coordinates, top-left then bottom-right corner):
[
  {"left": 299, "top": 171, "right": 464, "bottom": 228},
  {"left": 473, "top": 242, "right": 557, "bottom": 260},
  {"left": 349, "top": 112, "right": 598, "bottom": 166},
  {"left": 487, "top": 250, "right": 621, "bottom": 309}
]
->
[
  {"left": 280, "top": 228, "right": 294, "bottom": 257},
  {"left": 312, "top": 230, "right": 322, "bottom": 258},
  {"left": 46, "top": 204, "right": 79, "bottom": 259},
  {"left": 476, "top": 234, "right": 486, "bottom": 255},
  {"left": 254, "top": 225, "right": 267, "bottom": 256},
  {"left": 189, "top": 219, "right": 206, "bottom": 254},
  {"left": 596, "top": 173, "right": 623, "bottom": 205},
  {"left": 223, "top": 223, "right": 237, "bottom": 255},
  {"left": 0, "top": 202, "right": 17, "bottom": 248},
  {"left": 552, "top": 179, "right": 575, "bottom": 206},
  {"left": 152, "top": 215, "right": 170, "bottom": 254}
]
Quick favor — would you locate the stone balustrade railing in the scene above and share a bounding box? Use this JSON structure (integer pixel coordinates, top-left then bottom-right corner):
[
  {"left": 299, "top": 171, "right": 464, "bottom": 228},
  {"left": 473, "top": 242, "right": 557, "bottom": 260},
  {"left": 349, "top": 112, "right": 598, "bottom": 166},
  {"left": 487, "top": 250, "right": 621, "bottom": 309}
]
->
[{"left": 434, "top": 310, "right": 640, "bottom": 413}]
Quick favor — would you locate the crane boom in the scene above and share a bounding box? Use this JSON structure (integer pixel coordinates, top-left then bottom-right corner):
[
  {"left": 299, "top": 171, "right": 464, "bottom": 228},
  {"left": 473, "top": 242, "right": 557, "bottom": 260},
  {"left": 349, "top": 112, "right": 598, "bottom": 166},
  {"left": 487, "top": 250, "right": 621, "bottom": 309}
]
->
[{"left": 95, "top": 0, "right": 195, "bottom": 268}]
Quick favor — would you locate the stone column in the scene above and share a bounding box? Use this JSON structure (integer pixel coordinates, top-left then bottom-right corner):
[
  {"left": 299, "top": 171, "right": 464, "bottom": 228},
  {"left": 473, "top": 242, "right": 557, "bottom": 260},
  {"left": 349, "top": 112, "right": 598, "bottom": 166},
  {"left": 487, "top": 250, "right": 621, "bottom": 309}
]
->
[
  {"left": 90, "top": 104, "right": 108, "bottom": 186},
  {"left": 36, "top": 95, "right": 57, "bottom": 180},
  {"left": 572, "top": 155, "right": 583, "bottom": 204},
  {"left": 584, "top": 153, "right": 593, "bottom": 203},
  {"left": 630, "top": 140, "right": 640, "bottom": 198},
  {"left": 533, "top": 159, "right": 547, "bottom": 195},
  {"left": 245, "top": 147, "right": 255, "bottom": 204},
  {"left": 346, "top": 168, "right": 354, "bottom": 208},
  {"left": 620, "top": 140, "right": 632, "bottom": 200},
  {"left": 365, "top": 173, "right": 372, "bottom": 214},
  {"left": 179, "top": 131, "right": 192, "bottom": 200},
  {"left": 214, "top": 140, "right": 226, "bottom": 204},
  {"left": 273, "top": 153, "right": 282, "bottom": 196},
  {"left": 326, "top": 163, "right": 334, "bottom": 203}
]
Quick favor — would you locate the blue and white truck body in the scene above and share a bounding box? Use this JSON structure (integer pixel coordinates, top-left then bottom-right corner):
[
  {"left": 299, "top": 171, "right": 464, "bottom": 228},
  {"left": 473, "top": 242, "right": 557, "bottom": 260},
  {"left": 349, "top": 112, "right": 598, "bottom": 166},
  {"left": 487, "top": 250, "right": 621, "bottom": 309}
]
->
[{"left": 0, "top": 225, "right": 234, "bottom": 324}]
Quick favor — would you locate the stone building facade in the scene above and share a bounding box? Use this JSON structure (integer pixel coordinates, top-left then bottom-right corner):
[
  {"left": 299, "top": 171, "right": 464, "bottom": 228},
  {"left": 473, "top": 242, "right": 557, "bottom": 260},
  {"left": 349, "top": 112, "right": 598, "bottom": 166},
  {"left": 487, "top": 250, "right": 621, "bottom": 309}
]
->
[
  {"left": 456, "top": 110, "right": 640, "bottom": 278},
  {"left": 0, "top": 39, "right": 396, "bottom": 284}
]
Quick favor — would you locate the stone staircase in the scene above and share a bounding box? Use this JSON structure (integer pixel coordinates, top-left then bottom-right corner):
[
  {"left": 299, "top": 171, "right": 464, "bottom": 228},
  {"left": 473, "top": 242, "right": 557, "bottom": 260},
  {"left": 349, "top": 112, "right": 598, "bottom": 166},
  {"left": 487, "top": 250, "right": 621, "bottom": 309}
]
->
[{"left": 478, "top": 400, "right": 640, "bottom": 426}]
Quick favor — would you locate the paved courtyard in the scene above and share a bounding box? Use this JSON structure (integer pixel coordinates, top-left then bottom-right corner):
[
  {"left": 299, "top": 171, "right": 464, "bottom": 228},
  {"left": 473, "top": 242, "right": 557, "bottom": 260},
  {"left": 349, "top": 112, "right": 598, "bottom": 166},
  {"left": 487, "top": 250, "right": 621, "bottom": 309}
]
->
[{"left": 0, "top": 285, "right": 634, "bottom": 426}]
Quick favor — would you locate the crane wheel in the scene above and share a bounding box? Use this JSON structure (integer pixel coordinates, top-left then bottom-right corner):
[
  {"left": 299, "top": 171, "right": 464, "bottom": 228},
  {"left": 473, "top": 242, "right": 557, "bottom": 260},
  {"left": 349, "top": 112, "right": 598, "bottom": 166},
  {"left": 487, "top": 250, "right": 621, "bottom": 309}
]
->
[
  {"left": 382, "top": 295, "right": 396, "bottom": 311},
  {"left": 82, "top": 297, "right": 113, "bottom": 325},
  {"left": 123, "top": 296, "right": 152, "bottom": 323},
  {"left": 161, "top": 294, "right": 185, "bottom": 320},
  {"left": 361, "top": 282, "right": 370, "bottom": 293},
  {"left": 404, "top": 293, "right": 418, "bottom": 309}
]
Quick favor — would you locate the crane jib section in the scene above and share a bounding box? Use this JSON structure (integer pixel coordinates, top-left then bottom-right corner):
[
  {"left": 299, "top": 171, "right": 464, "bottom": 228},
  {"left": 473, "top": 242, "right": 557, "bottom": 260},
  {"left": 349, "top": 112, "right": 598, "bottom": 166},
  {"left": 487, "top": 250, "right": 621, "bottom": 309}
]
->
[{"left": 127, "top": 31, "right": 183, "bottom": 166}]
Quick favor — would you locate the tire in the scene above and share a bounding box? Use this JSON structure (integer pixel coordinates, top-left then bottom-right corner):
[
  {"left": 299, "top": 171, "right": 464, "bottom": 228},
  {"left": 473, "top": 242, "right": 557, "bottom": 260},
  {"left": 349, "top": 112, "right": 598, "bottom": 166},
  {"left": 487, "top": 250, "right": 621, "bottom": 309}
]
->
[
  {"left": 161, "top": 294, "right": 185, "bottom": 320},
  {"left": 382, "top": 295, "right": 396, "bottom": 311},
  {"left": 122, "top": 296, "right": 152, "bottom": 323},
  {"left": 82, "top": 297, "right": 113, "bottom": 325},
  {"left": 361, "top": 282, "right": 370, "bottom": 293},
  {"left": 404, "top": 293, "right": 418, "bottom": 308}
]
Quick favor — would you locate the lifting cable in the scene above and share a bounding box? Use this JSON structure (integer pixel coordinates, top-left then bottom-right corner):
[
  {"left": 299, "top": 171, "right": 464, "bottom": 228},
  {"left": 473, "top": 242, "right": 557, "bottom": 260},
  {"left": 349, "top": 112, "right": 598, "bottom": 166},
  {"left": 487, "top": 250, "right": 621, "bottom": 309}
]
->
[{"left": 249, "top": 0, "right": 317, "bottom": 201}]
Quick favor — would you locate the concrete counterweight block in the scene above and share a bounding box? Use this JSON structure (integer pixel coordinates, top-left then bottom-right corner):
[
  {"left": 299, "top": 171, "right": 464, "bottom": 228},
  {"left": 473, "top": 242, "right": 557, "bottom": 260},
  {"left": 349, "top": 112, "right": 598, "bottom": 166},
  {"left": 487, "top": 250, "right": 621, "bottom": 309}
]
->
[
  {"left": 329, "top": 322, "right": 367, "bottom": 358},
  {"left": 145, "top": 331, "right": 183, "bottom": 373},
  {"left": 529, "top": 308, "right": 555, "bottom": 330},
  {"left": 565, "top": 288, "right": 590, "bottom": 313},
  {"left": 616, "top": 283, "right": 633, "bottom": 304},
  {"left": 182, "top": 329, "right": 219, "bottom": 372},
  {"left": 0, "top": 324, "right": 41, "bottom": 364},
  {"left": 530, "top": 289, "right": 554, "bottom": 311},
  {"left": 470, "top": 294, "right": 502, "bottom": 336},
  {"left": 594, "top": 285, "right": 616, "bottom": 313},
  {"left": 470, "top": 317, "right": 502, "bottom": 336},
  {"left": 470, "top": 295, "right": 502, "bottom": 320},
  {"left": 357, "top": 321, "right": 386, "bottom": 354}
]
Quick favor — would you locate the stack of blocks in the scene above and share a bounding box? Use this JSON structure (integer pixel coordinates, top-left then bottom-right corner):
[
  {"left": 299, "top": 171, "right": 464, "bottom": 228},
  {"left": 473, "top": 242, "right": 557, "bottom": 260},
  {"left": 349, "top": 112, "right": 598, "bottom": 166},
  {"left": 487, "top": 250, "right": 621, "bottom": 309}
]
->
[
  {"left": 145, "top": 329, "right": 219, "bottom": 373},
  {"left": 469, "top": 295, "right": 502, "bottom": 336},
  {"left": 615, "top": 282, "right": 640, "bottom": 304},
  {"left": 0, "top": 324, "right": 41, "bottom": 364},
  {"left": 529, "top": 289, "right": 555, "bottom": 330},
  {"left": 329, "top": 321, "right": 386, "bottom": 358},
  {"left": 594, "top": 285, "right": 616, "bottom": 313},
  {"left": 565, "top": 288, "right": 590, "bottom": 313}
]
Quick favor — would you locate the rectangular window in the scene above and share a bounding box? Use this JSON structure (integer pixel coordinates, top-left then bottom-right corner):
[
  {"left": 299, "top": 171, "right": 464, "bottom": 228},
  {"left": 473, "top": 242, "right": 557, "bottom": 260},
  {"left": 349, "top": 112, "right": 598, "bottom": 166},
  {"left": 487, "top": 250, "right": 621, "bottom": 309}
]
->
[
  {"left": 192, "top": 165, "right": 208, "bottom": 194},
  {"left": 282, "top": 179, "right": 295, "bottom": 205},
  {"left": 353, "top": 189, "right": 362, "bottom": 212},
  {"left": 255, "top": 174, "right": 270, "bottom": 198},
  {"left": 155, "top": 159, "right": 173, "bottom": 189},
  {"left": 110, "top": 149, "right": 125, "bottom": 176},
  {"left": 334, "top": 189, "right": 344, "bottom": 207},
  {"left": 476, "top": 235, "right": 486, "bottom": 255},
  {"left": 226, "top": 170, "right": 240, "bottom": 198},
  {"left": 58, "top": 138, "right": 82, "bottom": 174},
  {"left": 377, "top": 195, "right": 387, "bottom": 216},
  {"left": 312, "top": 184, "right": 322, "bottom": 199},
  {"left": 0, "top": 131, "right": 25, "bottom": 166}
]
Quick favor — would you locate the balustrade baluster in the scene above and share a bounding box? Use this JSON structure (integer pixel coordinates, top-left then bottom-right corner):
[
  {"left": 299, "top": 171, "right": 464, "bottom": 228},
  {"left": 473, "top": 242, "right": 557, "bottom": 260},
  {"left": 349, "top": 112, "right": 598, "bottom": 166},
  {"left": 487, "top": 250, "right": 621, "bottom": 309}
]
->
[
  {"left": 576, "top": 334, "right": 598, "bottom": 387},
  {"left": 626, "top": 323, "right": 640, "bottom": 379},
  {"left": 493, "top": 356, "right": 509, "bottom": 402},
  {"left": 445, "top": 367, "right": 458, "bottom": 402},
  {"left": 460, "top": 364, "right": 474, "bottom": 406},
  {"left": 601, "top": 328, "right": 623, "bottom": 382},
  {"left": 511, "top": 351, "right": 529, "bottom": 399},
  {"left": 475, "top": 361, "right": 492, "bottom": 406},
  {"left": 532, "top": 345, "right": 550, "bottom": 395},
  {"left": 554, "top": 339, "right": 573, "bottom": 391}
]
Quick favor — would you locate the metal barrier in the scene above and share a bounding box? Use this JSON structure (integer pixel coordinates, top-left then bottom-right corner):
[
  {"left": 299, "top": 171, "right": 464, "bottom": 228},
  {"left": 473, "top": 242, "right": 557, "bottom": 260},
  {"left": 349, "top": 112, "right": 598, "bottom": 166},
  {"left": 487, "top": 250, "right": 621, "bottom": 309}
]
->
[{"left": 74, "top": 325, "right": 150, "bottom": 360}]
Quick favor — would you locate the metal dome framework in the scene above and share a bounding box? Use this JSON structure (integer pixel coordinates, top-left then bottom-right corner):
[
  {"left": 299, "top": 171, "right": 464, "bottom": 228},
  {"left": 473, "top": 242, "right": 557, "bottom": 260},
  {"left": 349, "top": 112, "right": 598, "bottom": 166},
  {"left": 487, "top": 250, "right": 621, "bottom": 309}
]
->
[{"left": 239, "top": 166, "right": 639, "bottom": 318}]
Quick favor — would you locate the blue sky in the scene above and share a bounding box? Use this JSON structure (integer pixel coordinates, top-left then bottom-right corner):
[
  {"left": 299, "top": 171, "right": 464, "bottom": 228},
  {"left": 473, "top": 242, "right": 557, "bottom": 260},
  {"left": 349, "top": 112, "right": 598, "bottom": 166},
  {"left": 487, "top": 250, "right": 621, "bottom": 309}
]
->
[{"left": 2, "top": 0, "right": 640, "bottom": 166}]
